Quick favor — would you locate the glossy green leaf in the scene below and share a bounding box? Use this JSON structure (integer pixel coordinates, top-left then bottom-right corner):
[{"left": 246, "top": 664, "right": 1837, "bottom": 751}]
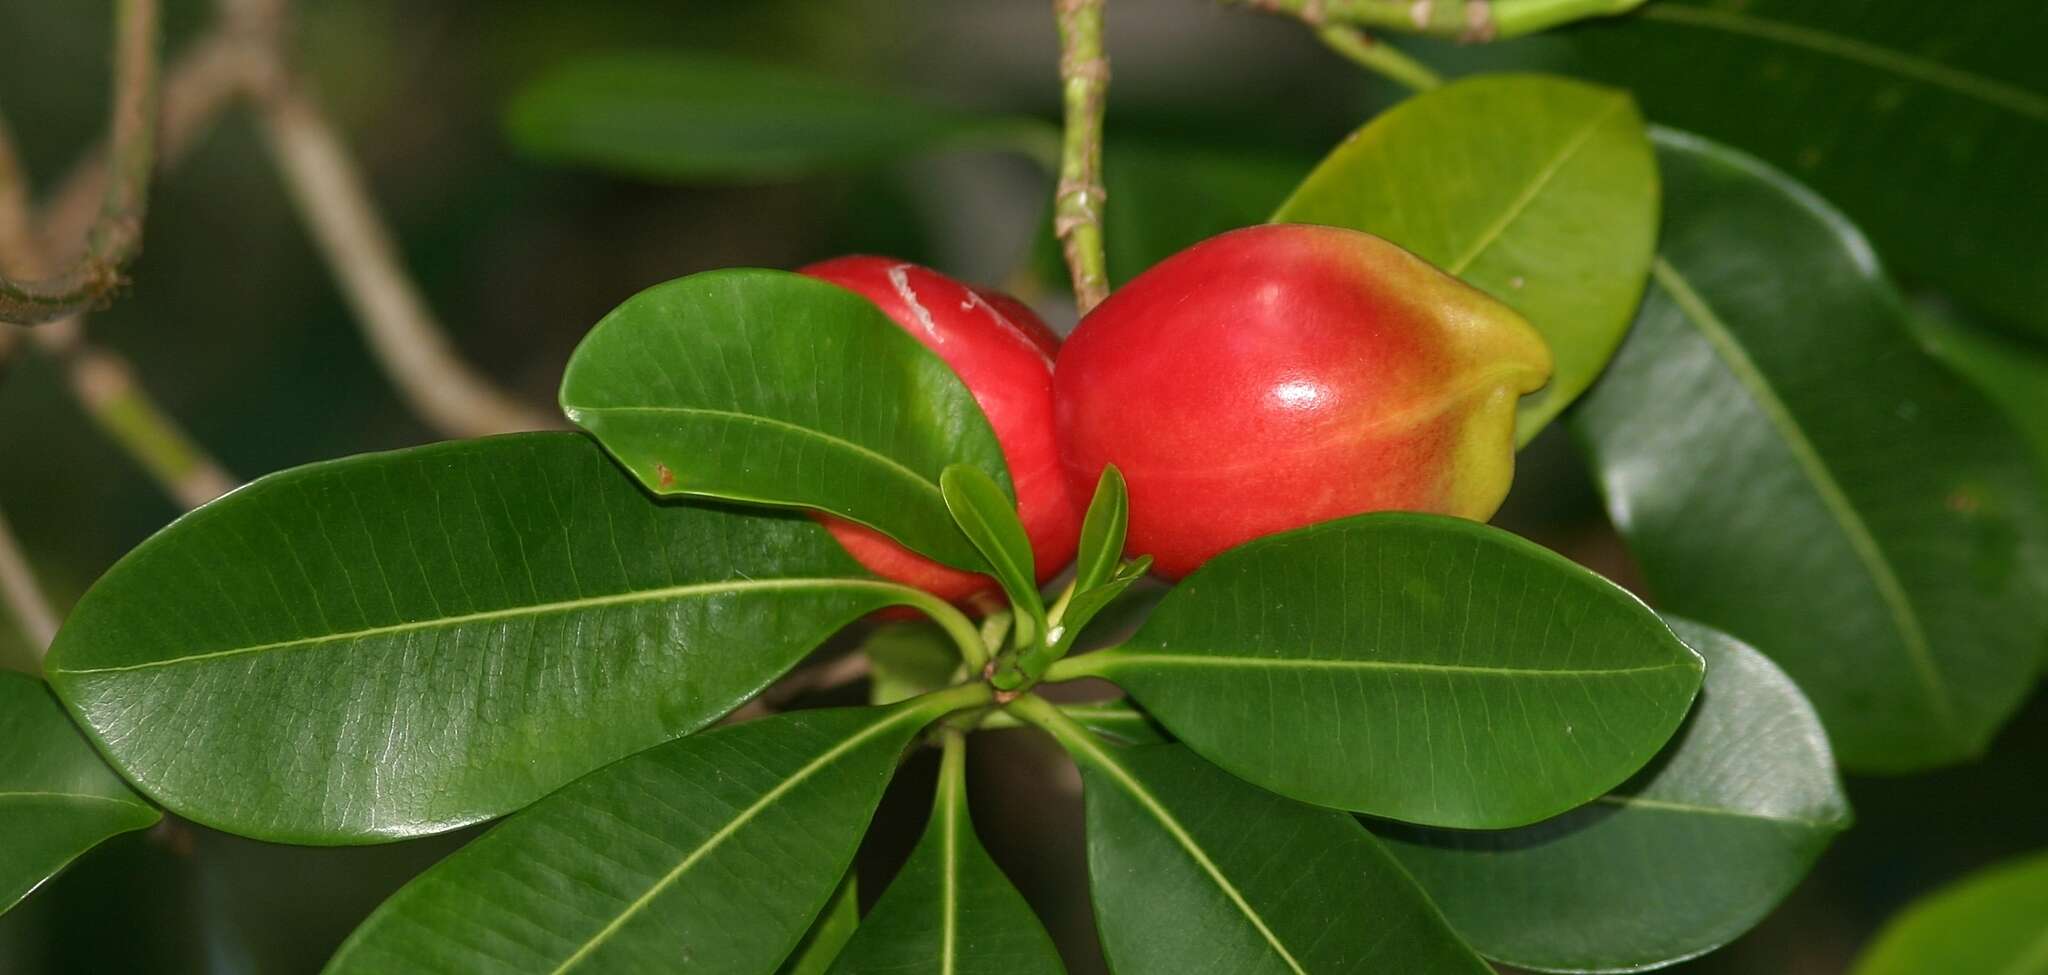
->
[
  {"left": 864, "top": 622, "right": 964, "bottom": 707},
  {"left": 941, "top": 464, "right": 1044, "bottom": 635},
  {"left": 1274, "top": 73, "right": 1659, "bottom": 444},
  {"left": 325, "top": 691, "right": 983, "bottom": 975},
  {"left": 1379, "top": 618, "right": 1850, "bottom": 973},
  {"left": 1050, "top": 512, "right": 1702, "bottom": 829},
  {"left": 1912, "top": 307, "right": 2048, "bottom": 480},
  {"left": 827, "top": 735, "right": 1064, "bottom": 975},
  {"left": 0, "top": 671, "right": 159, "bottom": 915},
  {"left": 45, "top": 433, "right": 930, "bottom": 844},
  {"left": 1013, "top": 698, "right": 1490, "bottom": 975},
  {"left": 1570, "top": 130, "right": 2048, "bottom": 771},
  {"left": 780, "top": 872, "right": 859, "bottom": 975},
  {"left": 561, "top": 268, "right": 1009, "bottom": 571},
  {"left": 1072, "top": 465, "right": 1128, "bottom": 597},
  {"left": 1056, "top": 514, "right": 1695, "bottom": 827},
  {"left": 1851, "top": 849, "right": 2048, "bottom": 975},
  {"left": 1513, "top": 0, "right": 2048, "bottom": 338},
  {"left": 505, "top": 52, "right": 1052, "bottom": 184}
]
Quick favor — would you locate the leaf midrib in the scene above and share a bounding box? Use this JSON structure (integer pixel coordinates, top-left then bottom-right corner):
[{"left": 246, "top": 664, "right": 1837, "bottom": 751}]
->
[
  {"left": 1087, "top": 650, "right": 1693, "bottom": 681},
  {"left": 1650, "top": 258, "right": 1958, "bottom": 738},
  {"left": 1072, "top": 735, "right": 1308, "bottom": 975},
  {"left": 1445, "top": 93, "right": 1628, "bottom": 275},
  {"left": 1639, "top": 4, "right": 2048, "bottom": 123},
  {"left": 0, "top": 790, "right": 152, "bottom": 812},
  {"left": 549, "top": 707, "right": 923, "bottom": 975},
  {"left": 568, "top": 404, "right": 950, "bottom": 503},
  {"left": 1593, "top": 792, "right": 1845, "bottom": 830},
  {"left": 939, "top": 764, "right": 960, "bottom": 975},
  {"left": 52, "top": 577, "right": 904, "bottom": 676}
]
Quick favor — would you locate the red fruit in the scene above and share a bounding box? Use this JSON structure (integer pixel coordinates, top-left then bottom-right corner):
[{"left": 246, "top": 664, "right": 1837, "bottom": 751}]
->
[
  {"left": 1053, "top": 224, "right": 1552, "bottom": 579},
  {"left": 799, "top": 256, "right": 1081, "bottom": 602}
]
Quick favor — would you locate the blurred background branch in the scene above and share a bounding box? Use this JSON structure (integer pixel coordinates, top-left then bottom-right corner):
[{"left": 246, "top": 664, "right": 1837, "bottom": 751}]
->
[
  {"left": 0, "top": 504, "right": 59, "bottom": 652},
  {"left": 0, "top": 0, "right": 159, "bottom": 325},
  {"left": 254, "top": 80, "right": 558, "bottom": 437}
]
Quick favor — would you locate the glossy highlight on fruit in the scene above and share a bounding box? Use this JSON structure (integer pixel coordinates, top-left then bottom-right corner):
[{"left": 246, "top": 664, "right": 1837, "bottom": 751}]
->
[
  {"left": 1053, "top": 224, "right": 1552, "bottom": 579},
  {"left": 800, "top": 256, "right": 1082, "bottom": 601}
]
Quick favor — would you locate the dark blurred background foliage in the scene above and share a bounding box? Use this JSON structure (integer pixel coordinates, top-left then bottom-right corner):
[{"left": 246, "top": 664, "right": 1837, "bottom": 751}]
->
[{"left": 0, "top": 1, "right": 2041, "bottom": 972}]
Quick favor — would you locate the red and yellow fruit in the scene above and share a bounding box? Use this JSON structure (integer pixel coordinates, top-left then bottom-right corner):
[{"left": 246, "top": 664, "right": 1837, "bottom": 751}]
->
[
  {"left": 1053, "top": 224, "right": 1552, "bottom": 579},
  {"left": 800, "top": 256, "right": 1082, "bottom": 602}
]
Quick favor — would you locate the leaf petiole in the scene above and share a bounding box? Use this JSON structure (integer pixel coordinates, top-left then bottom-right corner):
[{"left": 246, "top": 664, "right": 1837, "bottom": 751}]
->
[
  {"left": 884, "top": 585, "right": 994, "bottom": 673},
  {"left": 1041, "top": 647, "right": 1117, "bottom": 684},
  {"left": 1002, "top": 692, "right": 1114, "bottom": 772}
]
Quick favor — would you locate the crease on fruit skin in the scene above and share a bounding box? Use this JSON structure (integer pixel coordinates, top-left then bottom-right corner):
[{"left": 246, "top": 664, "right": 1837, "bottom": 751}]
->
[
  {"left": 886, "top": 263, "right": 947, "bottom": 345},
  {"left": 962, "top": 288, "right": 1058, "bottom": 368}
]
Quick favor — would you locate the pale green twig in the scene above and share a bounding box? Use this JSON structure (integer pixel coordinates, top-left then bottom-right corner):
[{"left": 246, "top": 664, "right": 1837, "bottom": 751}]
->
[
  {"left": 1053, "top": 0, "right": 1112, "bottom": 312},
  {"left": 1233, "top": 0, "right": 1646, "bottom": 41},
  {"left": 1316, "top": 25, "right": 1444, "bottom": 91}
]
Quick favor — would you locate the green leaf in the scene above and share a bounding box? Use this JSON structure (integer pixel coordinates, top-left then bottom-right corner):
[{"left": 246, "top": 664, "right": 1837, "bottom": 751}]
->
[
  {"left": 45, "top": 433, "right": 927, "bottom": 844},
  {"left": 561, "top": 268, "right": 1010, "bottom": 572},
  {"left": 1511, "top": 0, "right": 2048, "bottom": 339},
  {"left": 324, "top": 690, "right": 983, "bottom": 975},
  {"left": 1013, "top": 698, "right": 1490, "bottom": 975},
  {"left": 1072, "top": 465, "right": 1128, "bottom": 597},
  {"left": 1378, "top": 618, "right": 1851, "bottom": 973},
  {"left": 779, "top": 872, "right": 859, "bottom": 975},
  {"left": 0, "top": 672, "right": 159, "bottom": 915},
  {"left": 505, "top": 52, "right": 1053, "bottom": 184},
  {"left": 1912, "top": 307, "right": 2048, "bottom": 481},
  {"left": 827, "top": 734, "right": 1064, "bottom": 975},
  {"left": 1050, "top": 512, "right": 1702, "bottom": 829},
  {"left": 1273, "top": 73, "right": 1659, "bottom": 445},
  {"left": 1851, "top": 850, "right": 2048, "bottom": 975},
  {"left": 940, "top": 464, "right": 1044, "bottom": 635},
  {"left": 863, "top": 622, "right": 964, "bottom": 707},
  {"left": 1569, "top": 130, "right": 2048, "bottom": 772}
]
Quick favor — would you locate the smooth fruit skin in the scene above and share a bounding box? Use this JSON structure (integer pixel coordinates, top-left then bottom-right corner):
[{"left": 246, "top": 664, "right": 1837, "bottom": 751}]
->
[
  {"left": 1054, "top": 224, "right": 1552, "bottom": 579},
  {"left": 799, "top": 256, "right": 1080, "bottom": 602}
]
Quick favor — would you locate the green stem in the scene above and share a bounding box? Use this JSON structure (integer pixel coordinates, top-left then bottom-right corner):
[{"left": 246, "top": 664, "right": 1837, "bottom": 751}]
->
[
  {"left": 937, "top": 725, "right": 968, "bottom": 797},
  {"left": 1316, "top": 25, "right": 1444, "bottom": 90},
  {"left": 908, "top": 682, "right": 998, "bottom": 724},
  {"left": 975, "top": 699, "right": 1138, "bottom": 733},
  {"left": 1488, "top": 0, "right": 1647, "bottom": 37},
  {"left": 1041, "top": 646, "right": 1121, "bottom": 683},
  {"left": 892, "top": 589, "right": 993, "bottom": 673},
  {"left": 1230, "top": 0, "right": 1644, "bottom": 41},
  {"left": 1004, "top": 693, "right": 1116, "bottom": 770},
  {"left": 978, "top": 609, "right": 1014, "bottom": 665},
  {"left": 1052, "top": 0, "right": 1111, "bottom": 312},
  {"left": 0, "top": 0, "right": 160, "bottom": 325}
]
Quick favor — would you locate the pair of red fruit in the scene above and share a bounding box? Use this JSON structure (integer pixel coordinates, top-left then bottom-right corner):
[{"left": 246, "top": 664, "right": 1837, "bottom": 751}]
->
[{"left": 801, "top": 223, "right": 1552, "bottom": 602}]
